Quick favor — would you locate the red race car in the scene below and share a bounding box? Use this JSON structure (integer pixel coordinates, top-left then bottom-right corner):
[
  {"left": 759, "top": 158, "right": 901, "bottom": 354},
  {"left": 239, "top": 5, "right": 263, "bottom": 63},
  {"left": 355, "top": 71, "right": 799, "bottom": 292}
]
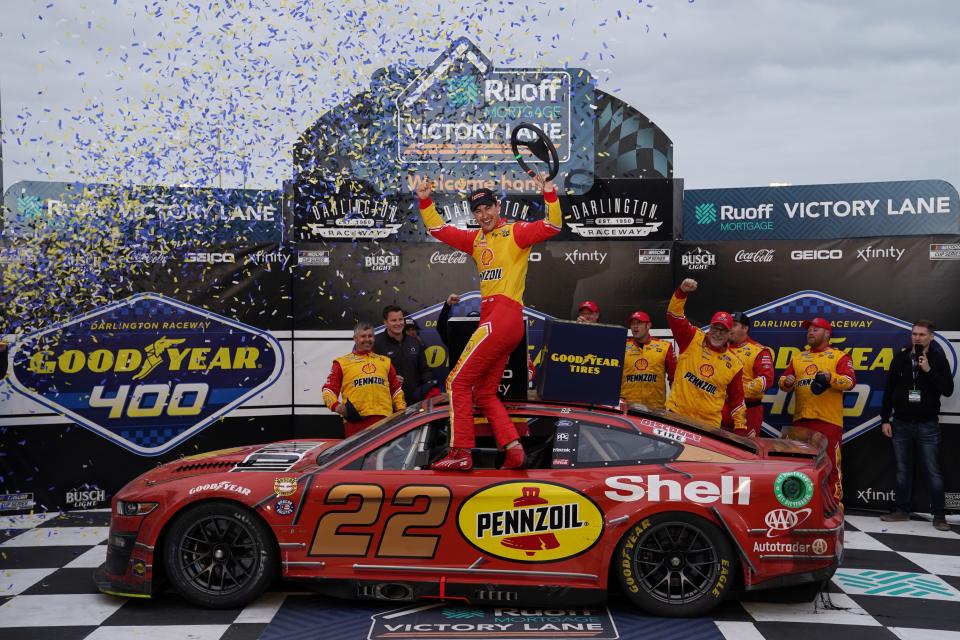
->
[{"left": 96, "top": 396, "right": 843, "bottom": 617}]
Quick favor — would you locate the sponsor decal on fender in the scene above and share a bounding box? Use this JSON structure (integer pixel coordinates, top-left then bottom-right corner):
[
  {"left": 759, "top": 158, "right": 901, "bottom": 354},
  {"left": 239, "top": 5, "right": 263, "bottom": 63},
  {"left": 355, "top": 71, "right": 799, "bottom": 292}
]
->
[
  {"left": 604, "top": 475, "right": 751, "bottom": 505},
  {"left": 189, "top": 481, "right": 252, "bottom": 497},
  {"left": 774, "top": 471, "right": 814, "bottom": 509},
  {"left": 274, "top": 477, "right": 298, "bottom": 496},
  {"left": 7, "top": 293, "right": 283, "bottom": 455},
  {"left": 812, "top": 538, "right": 828, "bottom": 554},
  {"left": 275, "top": 499, "right": 295, "bottom": 516},
  {"left": 764, "top": 508, "right": 812, "bottom": 537},
  {"left": 457, "top": 481, "right": 604, "bottom": 563}
]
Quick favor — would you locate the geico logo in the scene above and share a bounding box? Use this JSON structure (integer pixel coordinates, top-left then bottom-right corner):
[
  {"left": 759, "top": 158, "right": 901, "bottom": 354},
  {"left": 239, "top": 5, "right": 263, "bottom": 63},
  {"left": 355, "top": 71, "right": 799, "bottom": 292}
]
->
[
  {"left": 188, "top": 481, "right": 252, "bottom": 496},
  {"left": 476, "top": 503, "right": 585, "bottom": 538},
  {"left": 549, "top": 353, "right": 620, "bottom": 367},
  {"left": 604, "top": 475, "right": 752, "bottom": 504},
  {"left": 185, "top": 252, "right": 235, "bottom": 263},
  {"left": 479, "top": 268, "right": 503, "bottom": 281},
  {"left": 28, "top": 346, "right": 260, "bottom": 374},
  {"left": 790, "top": 249, "right": 843, "bottom": 260}
]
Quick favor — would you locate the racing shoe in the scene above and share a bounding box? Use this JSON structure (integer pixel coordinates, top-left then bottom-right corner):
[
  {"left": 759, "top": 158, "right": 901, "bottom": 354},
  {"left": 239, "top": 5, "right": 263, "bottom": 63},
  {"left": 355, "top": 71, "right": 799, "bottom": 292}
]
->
[
  {"left": 501, "top": 445, "right": 527, "bottom": 470},
  {"left": 431, "top": 448, "right": 473, "bottom": 471}
]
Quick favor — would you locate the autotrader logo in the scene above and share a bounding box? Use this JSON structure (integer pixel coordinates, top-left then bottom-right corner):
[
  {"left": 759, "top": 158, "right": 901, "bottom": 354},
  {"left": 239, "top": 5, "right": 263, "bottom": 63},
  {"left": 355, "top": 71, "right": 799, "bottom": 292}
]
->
[
  {"left": 695, "top": 203, "right": 717, "bottom": 225},
  {"left": 7, "top": 293, "right": 283, "bottom": 455}
]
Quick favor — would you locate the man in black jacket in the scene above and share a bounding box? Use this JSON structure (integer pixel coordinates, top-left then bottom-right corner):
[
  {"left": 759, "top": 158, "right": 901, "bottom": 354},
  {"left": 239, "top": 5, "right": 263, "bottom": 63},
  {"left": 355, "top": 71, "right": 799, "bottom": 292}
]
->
[
  {"left": 374, "top": 305, "right": 437, "bottom": 405},
  {"left": 880, "top": 320, "right": 954, "bottom": 530}
]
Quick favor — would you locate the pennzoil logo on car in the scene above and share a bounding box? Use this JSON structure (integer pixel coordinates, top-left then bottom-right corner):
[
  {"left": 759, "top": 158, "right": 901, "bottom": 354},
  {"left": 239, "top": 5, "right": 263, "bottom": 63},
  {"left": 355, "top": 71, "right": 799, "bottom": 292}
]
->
[
  {"left": 7, "top": 293, "right": 283, "bottom": 455},
  {"left": 456, "top": 481, "right": 603, "bottom": 563},
  {"left": 273, "top": 477, "right": 298, "bottom": 496}
]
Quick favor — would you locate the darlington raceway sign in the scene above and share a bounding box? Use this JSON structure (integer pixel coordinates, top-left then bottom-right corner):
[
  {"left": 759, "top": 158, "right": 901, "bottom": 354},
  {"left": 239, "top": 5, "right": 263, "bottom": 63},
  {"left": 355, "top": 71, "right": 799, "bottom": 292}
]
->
[
  {"left": 744, "top": 290, "right": 958, "bottom": 441},
  {"left": 7, "top": 293, "right": 283, "bottom": 455},
  {"left": 683, "top": 180, "right": 959, "bottom": 240}
]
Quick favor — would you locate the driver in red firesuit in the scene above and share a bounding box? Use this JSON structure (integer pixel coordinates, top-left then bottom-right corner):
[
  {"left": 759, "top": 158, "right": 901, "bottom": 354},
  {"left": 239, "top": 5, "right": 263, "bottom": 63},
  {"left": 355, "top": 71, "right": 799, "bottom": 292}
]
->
[{"left": 415, "top": 174, "right": 562, "bottom": 471}]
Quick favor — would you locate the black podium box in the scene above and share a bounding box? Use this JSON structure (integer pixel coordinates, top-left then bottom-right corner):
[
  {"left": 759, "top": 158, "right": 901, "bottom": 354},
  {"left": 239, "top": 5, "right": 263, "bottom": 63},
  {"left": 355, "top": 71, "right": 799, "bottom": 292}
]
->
[
  {"left": 446, "top": 317, "right": 527, "bottom": 399},
  {"left": 536, "top": 319, "right": 625, "bottom": 406}
]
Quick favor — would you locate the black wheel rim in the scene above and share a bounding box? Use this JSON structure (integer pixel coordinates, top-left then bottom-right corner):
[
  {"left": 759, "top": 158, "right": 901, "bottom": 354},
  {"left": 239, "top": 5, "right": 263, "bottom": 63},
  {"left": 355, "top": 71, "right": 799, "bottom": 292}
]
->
[
  {"left": 176, "top": 515, "right": 260, "bottom": 596},
  {"left": 629, "top": 521, "right": 719, "bottom": 605}
]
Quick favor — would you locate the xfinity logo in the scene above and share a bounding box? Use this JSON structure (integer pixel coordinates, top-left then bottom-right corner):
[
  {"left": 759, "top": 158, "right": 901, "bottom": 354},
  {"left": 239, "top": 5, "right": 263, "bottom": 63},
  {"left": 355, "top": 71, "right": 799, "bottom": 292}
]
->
[
  {"left": 856, "top": 487, "right": 895, "bottom": 503},
  {"left": 429, "top": 251, "right": 468, "bottom": 265},
  {"left": 564, "top": 249, "right": 607, "bottom": 265},
  {"left": 681, "top": 247, "right": 717, "bottom": 270},
  {"left": 790, "top": 249, "right": 843, "bottom": 261},
  {"left": 856, "top": 245, "right": 905, "bottom": 262},
  {"left": 185, "top": 252, "right": 235, "bottom": 264},
  {"left": 735, "top": 249, "right": 775, "bottom": 263}
]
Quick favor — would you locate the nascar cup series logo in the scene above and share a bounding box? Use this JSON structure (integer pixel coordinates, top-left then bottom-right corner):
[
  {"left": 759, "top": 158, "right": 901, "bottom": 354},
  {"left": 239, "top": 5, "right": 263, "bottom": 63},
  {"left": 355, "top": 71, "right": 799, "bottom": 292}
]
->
[
  {"left": 457, "top": 482, "right": 603, "bottom": 563},
  {"left": 7, "top": 293, "right": 283, "bottom": 455}
]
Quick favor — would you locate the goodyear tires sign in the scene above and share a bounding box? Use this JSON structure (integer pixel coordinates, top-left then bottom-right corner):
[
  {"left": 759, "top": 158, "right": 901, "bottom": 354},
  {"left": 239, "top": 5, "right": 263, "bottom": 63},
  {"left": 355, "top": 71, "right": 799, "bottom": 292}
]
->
[{"left": 7, "top": 293, "right": 283, "bottom": 455}]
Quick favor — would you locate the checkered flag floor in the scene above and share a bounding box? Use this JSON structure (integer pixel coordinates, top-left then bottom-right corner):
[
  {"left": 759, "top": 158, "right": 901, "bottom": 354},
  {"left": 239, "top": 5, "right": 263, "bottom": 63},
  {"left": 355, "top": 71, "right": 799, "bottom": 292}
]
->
[{"left": 1, "top": 509, "right": 959, "bottom": 640}]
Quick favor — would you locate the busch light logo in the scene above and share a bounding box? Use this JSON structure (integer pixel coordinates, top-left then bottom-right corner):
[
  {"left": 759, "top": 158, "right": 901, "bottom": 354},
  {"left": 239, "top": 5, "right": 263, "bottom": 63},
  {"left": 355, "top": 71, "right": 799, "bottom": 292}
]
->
[
  {"left": 365, "top": 249, "right": 400, "bottom": 272},
  {"left": 745, "top": 291, "right": 957, "bottom": 442},
  {"left": 8, "top": 293, "right": 283, "bottom": 455},
  {"left": 66, "top": 486, "right": 107, "bottom": 509}
]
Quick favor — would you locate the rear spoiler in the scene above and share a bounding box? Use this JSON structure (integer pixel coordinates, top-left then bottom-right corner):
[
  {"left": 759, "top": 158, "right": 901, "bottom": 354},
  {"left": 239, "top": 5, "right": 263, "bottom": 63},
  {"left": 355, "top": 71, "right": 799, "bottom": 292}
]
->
[{"left": 779, "top": 425, "right": 828, "bottom": 468}]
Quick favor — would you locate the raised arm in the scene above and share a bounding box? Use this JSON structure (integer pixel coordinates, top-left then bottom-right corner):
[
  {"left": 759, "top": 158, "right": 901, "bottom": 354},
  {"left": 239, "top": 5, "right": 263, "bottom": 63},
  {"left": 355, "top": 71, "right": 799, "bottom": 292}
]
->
[
  {"left": 667, "top": 279, "right": 700, "bottom": 353},
  {"left": 415, "top": 176, "right": 477, "bottom": 254},
  {"left": 513, "top": 176, "right": 562, "bottom": 248}
]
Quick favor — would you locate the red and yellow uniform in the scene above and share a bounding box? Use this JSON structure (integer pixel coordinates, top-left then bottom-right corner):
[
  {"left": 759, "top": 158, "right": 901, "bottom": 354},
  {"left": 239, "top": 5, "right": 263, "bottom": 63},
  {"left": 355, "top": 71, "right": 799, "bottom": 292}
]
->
[
  {"left": 665, "top": 290, "right": 747, "bottom": 432},
  {"left": 322, "top": 350, "right": 406, "bottom": 437},
  {"left": 780, "top": 346, "right": 856, "bottom": 500},
  {"left": 723, "top": 337, "right": 774, "bottom": 435},
  {"left": 621, "top": 337, "right": 676, "bottom": 409},
  {"left": 419, "top": 193, "right": 561, "bottom": 449}
]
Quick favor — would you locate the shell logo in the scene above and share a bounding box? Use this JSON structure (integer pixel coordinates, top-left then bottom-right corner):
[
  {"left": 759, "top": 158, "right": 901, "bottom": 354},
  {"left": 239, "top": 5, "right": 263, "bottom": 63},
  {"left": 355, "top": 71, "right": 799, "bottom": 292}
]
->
[
  {"left": 362, "top": 363, "right": 376, "bottom": 374},
  {"left": 480, "top": 248, "right": 495, "bottom": 266},
  {"left": 805, "top": 364, "right": 819, "bottom": 375},
  {"left": 699, "top": 363, "right": 715, "bottom": 378},
  {"left": 634, "top": 358, "right": 649, "bottom": 371},
  {"left": 456, "top": 481, "right": 604, "bottom": 563}
]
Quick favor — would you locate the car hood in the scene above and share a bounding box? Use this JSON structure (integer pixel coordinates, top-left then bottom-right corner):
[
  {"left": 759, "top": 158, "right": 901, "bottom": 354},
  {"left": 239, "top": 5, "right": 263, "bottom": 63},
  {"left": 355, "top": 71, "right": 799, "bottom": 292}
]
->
[
  {"left": 137, "top": 439, "right": 338, "bottom": 484},
  {"left": 755, "top": 429, "right": 823, "bottom": 461}
]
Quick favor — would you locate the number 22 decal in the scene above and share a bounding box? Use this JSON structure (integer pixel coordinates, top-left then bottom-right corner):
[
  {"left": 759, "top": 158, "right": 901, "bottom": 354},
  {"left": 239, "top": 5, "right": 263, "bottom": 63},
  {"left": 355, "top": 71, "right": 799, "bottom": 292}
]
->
[{"left": 309, "top": 484, "right": 451, "bottom": 558}]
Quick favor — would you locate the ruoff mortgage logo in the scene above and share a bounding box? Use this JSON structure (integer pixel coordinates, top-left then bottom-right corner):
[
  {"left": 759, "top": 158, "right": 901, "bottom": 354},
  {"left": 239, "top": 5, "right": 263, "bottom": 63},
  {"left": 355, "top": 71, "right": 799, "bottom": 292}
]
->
[
  {"left": 694, "top": 202, "right": 717, "bottom": 225},
  {"left": 8, "top": 293, "right": 283, "bottom": 455},
  {"left": 743, "top": 290, "right": 957, "bottom": 443}
]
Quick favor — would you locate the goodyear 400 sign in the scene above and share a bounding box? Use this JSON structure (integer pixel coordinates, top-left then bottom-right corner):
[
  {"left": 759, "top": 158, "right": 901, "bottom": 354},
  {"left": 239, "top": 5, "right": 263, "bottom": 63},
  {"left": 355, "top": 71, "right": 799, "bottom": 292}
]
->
[{"left": 8, "top": 294, "right": 283, "bottom": 454}]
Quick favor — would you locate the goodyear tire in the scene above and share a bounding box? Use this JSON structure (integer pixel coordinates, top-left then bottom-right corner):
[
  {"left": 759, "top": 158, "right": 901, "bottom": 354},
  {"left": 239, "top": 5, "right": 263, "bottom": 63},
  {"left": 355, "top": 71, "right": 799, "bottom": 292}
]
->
[
  {"left": 615, "top": 512, "right": 735, "bottom": 617},
  {"left": 163, "top": 501, "right": 278, "bottom": 608}
]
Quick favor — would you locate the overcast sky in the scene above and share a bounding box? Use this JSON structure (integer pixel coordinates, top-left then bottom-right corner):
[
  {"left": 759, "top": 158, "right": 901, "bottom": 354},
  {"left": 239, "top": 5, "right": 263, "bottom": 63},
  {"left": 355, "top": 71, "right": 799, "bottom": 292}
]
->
[{"left": 1, "top": 0, "right": 957, "bottom": 193}]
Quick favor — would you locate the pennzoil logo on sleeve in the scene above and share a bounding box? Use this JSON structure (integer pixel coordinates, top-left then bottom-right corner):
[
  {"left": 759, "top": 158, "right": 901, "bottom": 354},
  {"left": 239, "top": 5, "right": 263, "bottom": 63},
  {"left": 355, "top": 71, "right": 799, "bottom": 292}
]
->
[
  {"left": 456, "top": 481, "right": 604, "bottom": 563},
  {"left": 7, "top": 293, "right": 283, "bottom": 455}
]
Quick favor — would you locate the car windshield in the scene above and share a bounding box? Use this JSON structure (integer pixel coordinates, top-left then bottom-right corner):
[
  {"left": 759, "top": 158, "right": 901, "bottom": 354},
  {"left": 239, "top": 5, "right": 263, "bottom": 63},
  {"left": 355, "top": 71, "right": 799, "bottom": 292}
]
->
[{"left": 315, "top": 404, "right": 423, "bottom": 467}]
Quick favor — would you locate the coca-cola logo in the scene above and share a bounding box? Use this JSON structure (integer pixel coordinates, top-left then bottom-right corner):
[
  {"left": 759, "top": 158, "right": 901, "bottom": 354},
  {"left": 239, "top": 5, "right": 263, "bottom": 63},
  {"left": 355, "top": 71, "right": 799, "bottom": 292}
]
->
[
  {"left": 429, "top": 251, "right": 469, "bottom": 265},
  {"left": 735, "top": 249, "right": 775, "bottom": 263}
]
